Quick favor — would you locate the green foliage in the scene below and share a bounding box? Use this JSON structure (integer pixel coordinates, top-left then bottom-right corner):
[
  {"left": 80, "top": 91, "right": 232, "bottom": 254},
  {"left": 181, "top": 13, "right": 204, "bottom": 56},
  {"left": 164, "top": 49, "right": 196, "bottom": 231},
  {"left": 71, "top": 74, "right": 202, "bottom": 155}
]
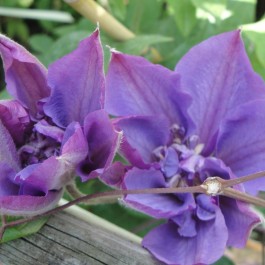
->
[
  {"left": 0, "top": 217, "right": 49, "bottom": 243},
  {"left": 124, "top": 0, "right": 163, "bottom": 34},
  {"left": 167, "top": 0, "right": 197, "bottom": 37},
  {"left": 108, "top": 0, "right": 127, "bottom": 21},
  {"left": 0, "top": 90, "right": 10, "bottom": 99},
  {"left": 242, "top": 17, "right": 265, "bottom": 78},
  {"left": 29, "top": 34, "right": 54, "bottom": 53},
  {"left": 192, "top": 0, "right": 228, "bottom": 22},
  {"left": 212, "top": 256, "right": 235, "bottom": 265},
  {"left": 114, "top": 35, "right": 173, "bottom": 55}
]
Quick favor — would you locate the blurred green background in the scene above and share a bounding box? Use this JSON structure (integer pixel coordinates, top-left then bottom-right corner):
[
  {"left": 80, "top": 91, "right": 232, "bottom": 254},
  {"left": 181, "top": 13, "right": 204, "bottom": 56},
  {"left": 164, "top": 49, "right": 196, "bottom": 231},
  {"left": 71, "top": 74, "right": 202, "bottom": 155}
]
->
[{"left": 0, "top": 1, "right": 265, "bottom": 264}]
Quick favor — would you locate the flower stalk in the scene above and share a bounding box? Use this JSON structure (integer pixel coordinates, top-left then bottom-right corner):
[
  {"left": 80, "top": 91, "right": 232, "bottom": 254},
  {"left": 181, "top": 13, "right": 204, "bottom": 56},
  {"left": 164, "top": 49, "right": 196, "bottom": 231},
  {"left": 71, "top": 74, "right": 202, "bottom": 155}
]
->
[
  {"left": 1, "top": 170, "right": 265, "bottom": 241},
  {"left": 63, "top": 0, "right": 135, "bottom": 41}
]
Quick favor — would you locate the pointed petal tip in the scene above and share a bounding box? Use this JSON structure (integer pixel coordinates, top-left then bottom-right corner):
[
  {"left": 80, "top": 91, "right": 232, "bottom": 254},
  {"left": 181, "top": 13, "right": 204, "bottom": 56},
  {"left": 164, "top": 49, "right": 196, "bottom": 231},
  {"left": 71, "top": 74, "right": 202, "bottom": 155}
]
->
[{"left": 91, "top": 27, "right": 100, "bottom": 38}]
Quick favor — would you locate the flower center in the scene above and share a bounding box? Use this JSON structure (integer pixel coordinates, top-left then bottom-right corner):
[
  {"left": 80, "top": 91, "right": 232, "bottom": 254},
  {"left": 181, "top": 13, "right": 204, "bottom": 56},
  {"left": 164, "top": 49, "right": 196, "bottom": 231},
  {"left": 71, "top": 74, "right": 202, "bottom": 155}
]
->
[
  {"left": 17, "top": 129, "right": 60, "bottom": 167},
  {"left": 152, "top": 124, "right": 208, "bottom": 188}
]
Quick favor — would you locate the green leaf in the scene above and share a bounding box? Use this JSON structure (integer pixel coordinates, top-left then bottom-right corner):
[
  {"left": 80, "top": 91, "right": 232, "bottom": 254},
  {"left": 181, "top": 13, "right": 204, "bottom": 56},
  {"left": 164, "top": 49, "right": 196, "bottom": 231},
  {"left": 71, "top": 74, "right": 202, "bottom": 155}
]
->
[
  {"left": 243, "top": 19, "right": 265, "bottom": 69},
  {"left": 212, "top": 256, "right": 234, "bottom": 265},
  {"left": 109, "top": 0, "right": 127, "bottom": 21},
  {"left": 18, "top": 0, "right": 33, "bottom": 7},
  {"left": 41, "top": 30, "right": 91, "bottom": 66},
  {"left": 115, "top": 34, "right": 173, "bottom": 55},
  {"left": 15, "top": 20, "right": 29, "bottom": 43},
  {"left": 222, "top": 0, "right": 255, "bottom": 30},
  {"left": 192, "top": 0, "right": 228, "bottom": 22},
  {"left": 1, "top": 217, "right": 49, "bottom": 243},
  {"left": 124, "top": 0, "right": 163, "bottom": 34},
  {"left": 0, "top": 90, "right": 11, "bottom": 100},
  {"left": 167, "top": 0, "right": 197, "bottom": 37},
  {"left": 29, "top": 34, "right": 54, "bottom": 53}
]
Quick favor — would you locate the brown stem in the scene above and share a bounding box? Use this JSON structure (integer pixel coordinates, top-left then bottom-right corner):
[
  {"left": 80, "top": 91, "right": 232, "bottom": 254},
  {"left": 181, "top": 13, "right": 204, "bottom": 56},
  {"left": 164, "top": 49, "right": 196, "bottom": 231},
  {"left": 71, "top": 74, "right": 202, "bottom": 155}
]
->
[
  {"left": 2, "top": 172, "right": 265, "bottom": 235},
  {"left": 66, "top": 183, "right": 84, "bottom": 199},
  {"left": 222, "top": 171, "right": 265, "bottom": 188},
  {"left": 223, "top": 187, "right": 265, "bottom": 208},
  {"left": 0, "top": 185, "right": 205, "bottom": 232}
]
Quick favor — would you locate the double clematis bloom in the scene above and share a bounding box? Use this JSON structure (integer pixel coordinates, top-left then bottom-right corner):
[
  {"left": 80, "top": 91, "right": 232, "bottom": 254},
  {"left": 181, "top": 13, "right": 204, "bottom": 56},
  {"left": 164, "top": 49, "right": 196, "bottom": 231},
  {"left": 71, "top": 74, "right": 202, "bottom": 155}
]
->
[
  {"left": 0, "top": 29, "right": 120, "bottom": 216},
  {"left": 105, "top": 30, "right": 265, "bottom": 264}
]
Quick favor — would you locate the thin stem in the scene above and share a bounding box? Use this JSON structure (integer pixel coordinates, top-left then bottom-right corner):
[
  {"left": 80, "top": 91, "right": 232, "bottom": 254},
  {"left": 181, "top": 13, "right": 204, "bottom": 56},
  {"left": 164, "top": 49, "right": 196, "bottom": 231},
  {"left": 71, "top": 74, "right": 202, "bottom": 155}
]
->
[
  {"left": 222, "top": 171, "right": 265, "bottom": 188},
  {"left": 0, "top": 185, "right": 205, "bottom": 233},
  {"left": 222, "top": 187, "right": 265, "bottom": 208},
  {"left": 63, "top": 0, "right": 135, "bottom": 41},
  {"left": 2, "top": 172, "right": 265, "bottom": 235},
  {"left": 66, "top": 183, "right": 84, "bottom": 199}
]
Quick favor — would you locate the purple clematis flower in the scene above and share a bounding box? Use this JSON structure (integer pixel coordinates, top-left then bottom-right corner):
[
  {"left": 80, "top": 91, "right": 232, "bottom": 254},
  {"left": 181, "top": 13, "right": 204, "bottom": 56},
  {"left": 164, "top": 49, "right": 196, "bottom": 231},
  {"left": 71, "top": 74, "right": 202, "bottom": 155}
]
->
[
  {"left": 105, "top": 30, "right": 265, "bottom": 265},
  {"left": 0, "top": 29, "right": 120, "bottom": 216}
]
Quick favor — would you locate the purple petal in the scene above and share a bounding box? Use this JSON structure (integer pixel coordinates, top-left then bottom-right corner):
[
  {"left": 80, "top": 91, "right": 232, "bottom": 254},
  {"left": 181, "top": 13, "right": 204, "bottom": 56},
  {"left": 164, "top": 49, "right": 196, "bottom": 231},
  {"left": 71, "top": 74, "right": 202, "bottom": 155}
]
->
[
  {"left": 14, "top": 157, "right": 68, "bottom": 193},
  {"left": 100, "top": 161, "right": 128, "bottom": 188},
  {"left": 0, "top": 163, "right": 19, "bottom": 196},
  {"left": 220, "top": 197, "right": 260, "bottom": 248},
  {"left": 175, "top": 30, "right": 265, "bottom": 154},
  {"left": 44, "top": 29, "right": 104, "bottom": 127},
  {"left": 78, "top": 110, "right": 121, "bottom": 181},
  {"left": 172, "top": 211, "right": 196, "bottom": 237},
  {"left": 0, "top": 99, "right": 30, "bottom": 145},
  {"left": 60, "top": 121, "right": 88, "bottom": 166},
  {"left": 117, "top": 116, "right": 170, "bottom": 165},
  {"left": 161, "top": 147, "right": 179, "bottom": 178},
  {"left": 216, "top": 100, "right": 265, "bottom": 194},
  {"left": 123, "top": 168, "right": 195, "bottom": 219},
  {"left": 105, "top": 52, "right": 192, "bottom": 127},
  {"left": 0, "top": 34, "right": 49, "bottom": 117},
  {"left": 0, "top": 119, "right": 20, "bottom": 171},
  {"left": 0, "top": 189, "right": 63, "bottom": 216},
  {"left": 196, "top": 194, "right": 216, "bottom": 221},
  {"left": 142, "top": 207, "right": 228, "bottom": 265},
  {"left": 34, "top": 119, "right": 64, "bottom": 142}
]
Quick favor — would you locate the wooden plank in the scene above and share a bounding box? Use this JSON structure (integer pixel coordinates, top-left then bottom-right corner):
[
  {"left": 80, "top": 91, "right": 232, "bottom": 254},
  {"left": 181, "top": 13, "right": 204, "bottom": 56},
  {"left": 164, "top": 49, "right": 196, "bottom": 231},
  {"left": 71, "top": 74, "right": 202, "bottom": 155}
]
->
[{"left": 0, "top": 211, "right": 162, "bottom": 265}]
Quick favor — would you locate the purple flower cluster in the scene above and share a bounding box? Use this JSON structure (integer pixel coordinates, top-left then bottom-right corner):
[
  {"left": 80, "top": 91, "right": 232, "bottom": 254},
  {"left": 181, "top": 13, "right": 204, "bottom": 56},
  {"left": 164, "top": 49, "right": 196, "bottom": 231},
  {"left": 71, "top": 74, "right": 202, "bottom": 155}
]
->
[
  {"left": 0, "top": 29, "right": 119, "bottom": 216},
  {"left": 104, "top": 30, "right": 265, "bottom": 264},
  {"left": 1, "top": 29, "right": 265, "bottom": 264}
]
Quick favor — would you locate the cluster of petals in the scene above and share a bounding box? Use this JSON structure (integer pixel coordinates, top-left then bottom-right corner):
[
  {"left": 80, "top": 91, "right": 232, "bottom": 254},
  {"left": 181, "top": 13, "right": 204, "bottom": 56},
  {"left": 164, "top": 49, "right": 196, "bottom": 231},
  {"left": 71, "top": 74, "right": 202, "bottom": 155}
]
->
[
  {"left": 104, "top": 30, "right": 265, "bottom": 265},
  {"left": 0, "top": 29, "right": 120, "bottom": 216}
]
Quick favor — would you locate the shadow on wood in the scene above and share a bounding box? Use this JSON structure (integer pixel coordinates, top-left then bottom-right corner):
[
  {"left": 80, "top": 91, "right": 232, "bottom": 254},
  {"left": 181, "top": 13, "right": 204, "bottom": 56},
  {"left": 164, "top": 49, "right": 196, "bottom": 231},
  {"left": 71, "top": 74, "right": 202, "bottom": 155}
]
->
[{"left": 0, "top": 211, "right": 162, "bottom": 265}]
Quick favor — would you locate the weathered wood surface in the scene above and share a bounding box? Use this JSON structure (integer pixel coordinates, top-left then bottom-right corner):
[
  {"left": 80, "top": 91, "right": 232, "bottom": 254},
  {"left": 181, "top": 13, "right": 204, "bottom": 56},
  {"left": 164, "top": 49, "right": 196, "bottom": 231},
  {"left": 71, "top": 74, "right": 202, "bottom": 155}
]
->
[{"left": 0, "top": 211, "right": 162, "bottom": 265}]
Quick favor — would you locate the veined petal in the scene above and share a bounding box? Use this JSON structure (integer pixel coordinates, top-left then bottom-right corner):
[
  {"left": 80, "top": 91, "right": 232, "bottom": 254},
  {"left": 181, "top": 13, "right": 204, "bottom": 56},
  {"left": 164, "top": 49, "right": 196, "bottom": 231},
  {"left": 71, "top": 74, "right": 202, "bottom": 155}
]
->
[
  {"left": 123, "top": 168, "right": 196, "bottom": 219},
  {"left": 60, "top": 121, "right": 88, "bottom": 166},
  {"left": 14, "top": 157, "right": 70, "bottom": 193},
  {"left": 44, "top": 29, "right": 104, "bottom": 127},
  {"left": 175, "top": 30, "right": 265, "bottom": 154},
  {"left": 105, "top": 52, "right": 192, "bottom": 127},
  {"left": 220, "top": 197, "right": 260, "bottom": 248},
  {"left": 142, "top": 208, "right": 228, "bottom": 265},
  {"left": 78, "top": 110, "right": 121, "bottom": 181},
  {"left": 0, "top": 34, "right": 49, "bottom": 117},
  {"left": 0, "top": 119, "right": 20, "bottom": 171},
  {"left": 35, "top": 119, "right": 64, "bottom": 143},
  {"left": 216, "top": 100, "right": 265, "bottom": 194},
  {"left": 0, "top": 99, "right": 30, "bottom": 145},
  {"left": 0, "top": 189, "right": 63, "bottom": 216},
  {"left": 117, "top": 116, "right": 170, "bottom": 165}
]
